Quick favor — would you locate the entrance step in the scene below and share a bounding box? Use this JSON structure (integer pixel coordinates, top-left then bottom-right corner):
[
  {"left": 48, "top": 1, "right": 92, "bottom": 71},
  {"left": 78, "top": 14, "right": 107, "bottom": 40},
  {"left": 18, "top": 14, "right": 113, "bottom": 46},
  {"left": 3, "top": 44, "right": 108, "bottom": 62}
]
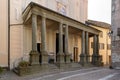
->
[
  {"left": 83, "top": 63, "right": 95, "bottom": 67},
  {"left": 48, "top": 64, "right": 59, "bottom": 71},
  {"left": 71, "top": 62, "right": 82, "bottom": 68}
]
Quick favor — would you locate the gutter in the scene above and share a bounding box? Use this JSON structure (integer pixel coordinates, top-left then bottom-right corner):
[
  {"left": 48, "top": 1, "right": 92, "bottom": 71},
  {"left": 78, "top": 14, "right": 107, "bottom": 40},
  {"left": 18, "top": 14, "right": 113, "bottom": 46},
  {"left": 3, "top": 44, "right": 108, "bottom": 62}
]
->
[{"left": 8, "top": 0, "right": 10, "bottom": 70}]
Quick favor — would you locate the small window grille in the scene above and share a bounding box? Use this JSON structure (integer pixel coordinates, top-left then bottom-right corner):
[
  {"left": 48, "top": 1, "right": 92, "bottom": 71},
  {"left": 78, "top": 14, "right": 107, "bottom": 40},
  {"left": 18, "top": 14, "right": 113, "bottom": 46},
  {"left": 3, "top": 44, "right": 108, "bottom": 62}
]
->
[{"left": 117, "top": 28, "right": 120, "bottom": 36}]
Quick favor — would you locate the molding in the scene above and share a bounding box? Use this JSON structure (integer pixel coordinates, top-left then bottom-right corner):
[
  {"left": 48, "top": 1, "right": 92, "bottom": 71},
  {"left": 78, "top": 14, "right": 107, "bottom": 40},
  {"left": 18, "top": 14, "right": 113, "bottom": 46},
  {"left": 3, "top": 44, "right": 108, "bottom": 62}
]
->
[{"left": 22, "top": 2, "right": 100, "bottom": 35}]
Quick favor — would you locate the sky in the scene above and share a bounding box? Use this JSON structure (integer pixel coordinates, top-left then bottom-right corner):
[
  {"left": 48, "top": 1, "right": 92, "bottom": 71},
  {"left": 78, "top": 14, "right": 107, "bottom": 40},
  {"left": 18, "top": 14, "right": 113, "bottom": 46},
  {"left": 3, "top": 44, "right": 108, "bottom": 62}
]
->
[{"left": 88, "top": 0, "right": 111, "bottom": 24}]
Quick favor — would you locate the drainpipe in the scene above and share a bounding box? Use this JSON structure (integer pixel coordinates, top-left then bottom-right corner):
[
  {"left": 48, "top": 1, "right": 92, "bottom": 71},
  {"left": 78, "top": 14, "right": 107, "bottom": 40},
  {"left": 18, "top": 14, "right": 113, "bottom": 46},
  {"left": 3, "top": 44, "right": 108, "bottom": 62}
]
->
[
  {"left": 106, "top": 31, "right": 108, "bottom": 66},
  {"left": 8, "top": 0, "right": 10, "bottom": 70}
]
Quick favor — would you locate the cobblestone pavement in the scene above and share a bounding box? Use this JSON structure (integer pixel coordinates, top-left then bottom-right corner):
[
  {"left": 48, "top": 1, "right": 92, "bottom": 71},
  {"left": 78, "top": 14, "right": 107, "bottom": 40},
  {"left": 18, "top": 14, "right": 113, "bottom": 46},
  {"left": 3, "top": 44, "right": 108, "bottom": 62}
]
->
[{"left": 0, "top": 67, "right": 120, "bottom": 80}]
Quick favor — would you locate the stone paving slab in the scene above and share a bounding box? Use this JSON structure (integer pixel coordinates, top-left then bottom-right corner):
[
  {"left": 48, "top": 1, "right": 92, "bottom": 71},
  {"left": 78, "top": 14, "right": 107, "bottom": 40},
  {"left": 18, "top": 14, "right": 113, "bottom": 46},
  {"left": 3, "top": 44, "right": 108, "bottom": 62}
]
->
[
  {"left": 0, "top": 67, "right": 94, "bottom": 80},
  {"left": 0, "top": 67, "right": 113, "bottom": 80}
]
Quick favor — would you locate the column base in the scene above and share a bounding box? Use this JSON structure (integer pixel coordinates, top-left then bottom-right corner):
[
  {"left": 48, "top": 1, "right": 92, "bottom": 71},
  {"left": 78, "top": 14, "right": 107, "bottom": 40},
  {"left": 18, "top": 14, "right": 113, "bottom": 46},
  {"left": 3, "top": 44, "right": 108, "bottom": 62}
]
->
[
  {"left": 80, "top": 53, "right": 86, "bottom": 66},
  {"left": 92, "top": 54, "right": 97, "bottom": 65},
  {"left": 92, "top": 54, "right": 102, "bottom": 66},
  {"left": 57, "top": 53, "right": 65, "bottom": 64},
  {"left": 65, "top": 54, "right": 71, "bottom": 63},
  {"left": 29, "top": 50, "right": 40, "bottom": 65},
  {"left": 41, "top": 51, "right": 48, "bottom": 64},
  {"left": 86, "top": 55, "right": 90, "bottom": 63}
]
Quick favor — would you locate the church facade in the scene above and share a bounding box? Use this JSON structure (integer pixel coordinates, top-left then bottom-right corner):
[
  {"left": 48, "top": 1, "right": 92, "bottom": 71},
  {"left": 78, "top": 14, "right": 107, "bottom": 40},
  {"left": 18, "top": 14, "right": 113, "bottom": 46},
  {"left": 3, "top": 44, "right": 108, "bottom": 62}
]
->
[{"left": 0, "top": 0, "right": 101, "bottom": 69}]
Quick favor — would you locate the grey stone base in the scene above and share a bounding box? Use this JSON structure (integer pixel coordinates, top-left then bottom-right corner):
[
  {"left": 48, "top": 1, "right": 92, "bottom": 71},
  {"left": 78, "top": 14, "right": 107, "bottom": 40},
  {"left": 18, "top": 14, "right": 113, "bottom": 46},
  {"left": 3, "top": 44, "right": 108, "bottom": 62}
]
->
[
  {"left": 83, "top": 62, "right": 95, "bottom": 67},
  {"left": 65, "top": 54, "right": 71, "bottom": 63},
  {"left": 13, "top": 62, "right": 92, "bottom": 76},
  {"left": 56, "top": 63, "right": 71, "bottom": 69},
  {"left": 57, "top": 54, "right": 65, "bottom": 63},
  {"left": 86, "top": 55, "right": 90, "bottom": 63},
  {"left": 92, "top": 54, "right": 102, "bottom": 66},
  {"left": 71, "top": 62, "right": 82, "bottom": 68},
  {"left": 80, "top": 54, "right": 86, "bottom": 66},
  {"left": 41, "top": 51, "right": 48, "bottom": 64},
  {"left": 14, "top": 64, "right": 58, "bottom": 76},
  {"left": 29, "top": 51, "right": 40, "bottom": 65}
]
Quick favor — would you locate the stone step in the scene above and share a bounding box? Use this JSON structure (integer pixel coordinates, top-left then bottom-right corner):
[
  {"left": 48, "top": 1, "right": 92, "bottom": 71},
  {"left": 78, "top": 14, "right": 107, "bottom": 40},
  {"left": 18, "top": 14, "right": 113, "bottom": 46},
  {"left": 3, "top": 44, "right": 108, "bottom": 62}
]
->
[
  {"left": 47, "top": 64, "right": 61, "bottom": 73},
  {"left": 13, "top": 68, "right": 19, "bottom": 74},
  {"left": 71, "top": 63, "right": 82, "bottom": 68},
  {"left": 48, "top": 64, "right": 58, "bottom": 69}
]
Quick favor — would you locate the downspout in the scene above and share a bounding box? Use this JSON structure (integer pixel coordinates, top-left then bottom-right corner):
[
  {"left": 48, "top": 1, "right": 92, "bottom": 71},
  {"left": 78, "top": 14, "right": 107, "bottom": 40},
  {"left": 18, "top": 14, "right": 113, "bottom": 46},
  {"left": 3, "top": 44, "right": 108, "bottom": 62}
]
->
[
  {"left": 8, "top": 0, "right": 10, "bottom": 70},
  {"left": 106, "top": 30, "right": 108, "bottom": 65}
]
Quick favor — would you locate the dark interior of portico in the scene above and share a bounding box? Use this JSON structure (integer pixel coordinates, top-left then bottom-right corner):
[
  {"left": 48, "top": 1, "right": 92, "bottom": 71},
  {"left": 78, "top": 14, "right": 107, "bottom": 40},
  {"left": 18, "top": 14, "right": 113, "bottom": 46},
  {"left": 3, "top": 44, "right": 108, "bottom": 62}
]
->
[{"left": 56, "top": 33, "right": 65, "bottom": 62}]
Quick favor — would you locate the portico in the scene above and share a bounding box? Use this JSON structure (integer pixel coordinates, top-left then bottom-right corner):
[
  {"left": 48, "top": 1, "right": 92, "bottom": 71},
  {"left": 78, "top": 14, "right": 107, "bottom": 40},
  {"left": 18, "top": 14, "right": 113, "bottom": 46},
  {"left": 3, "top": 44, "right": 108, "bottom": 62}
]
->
[{"left": 22, "top": 2, "right": 101, "bottom": 67}]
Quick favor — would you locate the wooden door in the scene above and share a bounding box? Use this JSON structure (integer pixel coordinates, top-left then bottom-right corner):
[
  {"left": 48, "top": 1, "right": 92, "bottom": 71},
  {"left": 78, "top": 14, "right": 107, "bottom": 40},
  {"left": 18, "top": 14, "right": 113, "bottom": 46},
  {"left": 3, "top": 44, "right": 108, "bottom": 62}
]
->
[{"left": 74, "top": 47, "right": 78, "bottom": 62}]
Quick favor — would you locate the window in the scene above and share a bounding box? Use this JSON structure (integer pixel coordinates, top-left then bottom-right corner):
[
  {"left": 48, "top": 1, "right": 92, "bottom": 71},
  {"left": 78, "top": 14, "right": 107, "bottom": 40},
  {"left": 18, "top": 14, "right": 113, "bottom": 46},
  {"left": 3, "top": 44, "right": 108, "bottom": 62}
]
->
[
  {"left": 91, "top": 42, "right": 93, "bottom": 48},
  {"left": 99, "top": 43, "right": 104, "bottom": 50},
  {"left": 117, "top": 28, "right": 120, "bottom": 36},
  {"left": 91, "top": 42, "right": 104, "bottom": 50},
  {"left": 107, "top": 44, "right": 111, "bottom": 50}
]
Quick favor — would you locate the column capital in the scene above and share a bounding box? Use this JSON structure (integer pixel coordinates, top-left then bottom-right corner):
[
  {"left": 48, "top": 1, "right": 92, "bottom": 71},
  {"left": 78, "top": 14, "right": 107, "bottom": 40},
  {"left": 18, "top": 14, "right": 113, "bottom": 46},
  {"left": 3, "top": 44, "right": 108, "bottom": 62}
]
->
[
  {"left": 63, "top": 23, "right": 68, "bottom": 26},
  {"left": 42, "top": 13, "right": 46, "bottom": 18},
  {"left": 32, "top": 13, "right": 37, "bottom": 16},
  {"left": 59, "top": 20, "right": 64, "bottom": 24}
]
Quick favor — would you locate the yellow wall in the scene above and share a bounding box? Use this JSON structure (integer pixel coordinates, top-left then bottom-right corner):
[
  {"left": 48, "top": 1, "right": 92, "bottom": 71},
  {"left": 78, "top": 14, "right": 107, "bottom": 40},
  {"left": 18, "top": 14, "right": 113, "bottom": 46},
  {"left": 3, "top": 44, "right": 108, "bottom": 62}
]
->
[
  {"left": 89, "top": 25, "right": 111, "bottom": 65},
  {"left": 10, "top": 25, "right": 23, "bottom": 69},
  {"left": 0, "top": 0, "right": 8, "bottom": 67}
]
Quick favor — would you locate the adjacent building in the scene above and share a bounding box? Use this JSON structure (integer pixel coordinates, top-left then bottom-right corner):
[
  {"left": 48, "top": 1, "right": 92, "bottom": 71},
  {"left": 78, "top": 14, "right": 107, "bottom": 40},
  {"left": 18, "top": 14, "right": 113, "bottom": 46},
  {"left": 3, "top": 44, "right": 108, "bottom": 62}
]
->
[
  {"left": 112, "top": 0, "right": 120, "bottom": 68},
  {"left": 86, "top": 20, "right": 111, "bottom": 65}
]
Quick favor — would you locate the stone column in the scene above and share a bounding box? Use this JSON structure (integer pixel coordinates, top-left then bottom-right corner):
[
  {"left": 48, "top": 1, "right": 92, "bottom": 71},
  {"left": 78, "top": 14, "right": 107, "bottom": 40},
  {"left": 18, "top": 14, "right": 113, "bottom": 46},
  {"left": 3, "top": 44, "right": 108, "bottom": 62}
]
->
[
  {"left": 94, "top": 35, "right": 97, "bottom": 55},
  {"left": 80, "top": 30, "right": 86, "bottom": 65},
  {"left": 92, "top": 35, "right": 99, "bottom": 65},
  {"left": 96, "top": 35, "right": 99, "bottom": 55},
  {"left": 57, "top": 22, "right": 65, "bottom": 64},
  {"left": 41, "top": 16, "right": 48, "bottom": 64},
  {"left": 86, "top": 32, "right": 90, "bottom": 63},
  {"left": 96, "top": 35, "right": 102, "bottom": 66},
  {"left": 65, "top": 24, "right": 70, "bottom": 63},
  {"left": 29, "top": 14, "right": 39, "bottom": 65},
  {"left": 32, "top": 14, "right": 37, "bottom": 51}
]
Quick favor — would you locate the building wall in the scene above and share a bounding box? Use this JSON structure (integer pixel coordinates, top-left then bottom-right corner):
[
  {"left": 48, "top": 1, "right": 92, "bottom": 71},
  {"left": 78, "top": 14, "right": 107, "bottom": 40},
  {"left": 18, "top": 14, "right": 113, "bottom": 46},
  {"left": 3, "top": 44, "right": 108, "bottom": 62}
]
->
[
  {"left": 89, "top": 25, "right": 111, "bottom": 65},
  {"left": 0, "top": 0, "right": 87, "bottom": 68},
  {"left": 112, "top": 0, "right": 120, "bottom": 68},
  {"left": 22, "top": 0, "right": 88, "bottom": 23},
  {"left": 0, "top": 0, "right": 8, "bottom": 67}
]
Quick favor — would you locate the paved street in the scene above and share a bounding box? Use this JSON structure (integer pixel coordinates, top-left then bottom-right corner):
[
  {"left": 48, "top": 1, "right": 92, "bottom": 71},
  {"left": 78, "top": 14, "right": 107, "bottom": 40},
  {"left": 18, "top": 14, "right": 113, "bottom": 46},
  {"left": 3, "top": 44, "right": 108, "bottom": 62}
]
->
[
  {"left": 0, "top": 67, "right": 120, "bottom": 80},
  {"left": 30, "top": 67, "right": 120, "bottom": 80}
]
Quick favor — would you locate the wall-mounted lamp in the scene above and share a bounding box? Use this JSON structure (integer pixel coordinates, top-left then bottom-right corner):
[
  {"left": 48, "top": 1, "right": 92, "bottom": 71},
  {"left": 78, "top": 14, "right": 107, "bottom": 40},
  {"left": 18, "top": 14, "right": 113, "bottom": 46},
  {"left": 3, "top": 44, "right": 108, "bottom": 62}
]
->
[{"left": 108, "top": 30, "right": 113, "bottom": 37}]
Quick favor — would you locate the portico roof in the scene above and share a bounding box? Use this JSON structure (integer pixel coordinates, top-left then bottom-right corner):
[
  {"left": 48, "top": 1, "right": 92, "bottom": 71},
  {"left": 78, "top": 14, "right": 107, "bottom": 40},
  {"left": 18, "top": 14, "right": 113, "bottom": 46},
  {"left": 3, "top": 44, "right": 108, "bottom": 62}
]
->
[{"left": 22, "top": 2, "right": 101, "bottom": 35}]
